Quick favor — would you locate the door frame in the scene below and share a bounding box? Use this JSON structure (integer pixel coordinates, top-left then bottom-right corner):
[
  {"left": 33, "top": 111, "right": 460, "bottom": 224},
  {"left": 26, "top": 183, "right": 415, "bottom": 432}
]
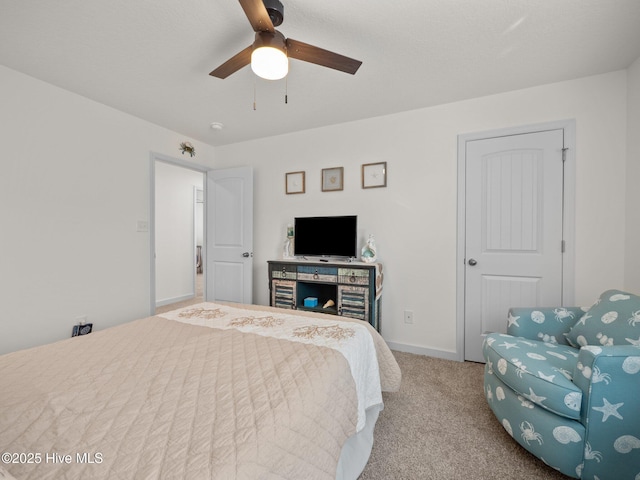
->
[
  {"left": 455, "top": 120, "right": 576, "bottom": 362},
  {"left": 149, "top": 152, "right": 210, "bottom": 315}
]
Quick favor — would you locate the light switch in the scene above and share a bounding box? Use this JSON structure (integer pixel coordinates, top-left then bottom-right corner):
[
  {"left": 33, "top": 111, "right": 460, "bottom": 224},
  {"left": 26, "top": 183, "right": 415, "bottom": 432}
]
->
[{"left": 137, "top": 220, "right": 149, "bottom": 232}]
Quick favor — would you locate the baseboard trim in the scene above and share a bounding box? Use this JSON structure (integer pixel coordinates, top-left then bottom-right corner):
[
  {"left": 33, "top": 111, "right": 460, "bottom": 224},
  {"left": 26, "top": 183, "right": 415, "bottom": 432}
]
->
[
  {"left": 156, "top": 293, "right": 195, "bottom": 308},
  {"left": 385, "top": 341, "right": 461, "bottom": 362}
]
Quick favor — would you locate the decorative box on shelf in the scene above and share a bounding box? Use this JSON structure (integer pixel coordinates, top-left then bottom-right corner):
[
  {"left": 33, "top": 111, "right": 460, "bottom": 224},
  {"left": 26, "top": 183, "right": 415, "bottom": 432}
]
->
[{"left": 303, "top": 297, "right": 318, "bottom": 308}]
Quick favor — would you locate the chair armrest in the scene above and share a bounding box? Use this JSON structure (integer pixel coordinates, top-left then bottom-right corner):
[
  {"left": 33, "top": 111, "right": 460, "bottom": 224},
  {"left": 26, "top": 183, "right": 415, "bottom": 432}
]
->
[
  {"left": 507, "top": 307, "right": 583, "bottom": 344},
  {"left": 572, "top": 345, "right": 640, "bottom": 479}
]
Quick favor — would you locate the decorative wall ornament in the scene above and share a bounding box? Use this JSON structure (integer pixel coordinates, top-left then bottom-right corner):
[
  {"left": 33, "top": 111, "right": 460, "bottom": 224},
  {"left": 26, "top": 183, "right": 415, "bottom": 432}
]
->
[
  {"left": 322, "top": 167, "right": 344, "bottom": 192},
  {"left": 362, "top": 161, "right": 387, "bottom": 188},
  {"left": 179, "top": 141, "right": 196, "bottom": 157}
]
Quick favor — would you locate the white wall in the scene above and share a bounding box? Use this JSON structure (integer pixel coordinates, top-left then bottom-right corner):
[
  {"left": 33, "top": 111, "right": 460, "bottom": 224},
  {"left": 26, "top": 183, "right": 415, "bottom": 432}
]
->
[
  {"left": 155, "top": 161, "right": 203, "bottom": 306},
  {"left": 215, "top": 70, "right": 628, "bottom": 358},
  {"left": 1, "top": 63, "right": 634, "bottom": 358},
  {"left": 625, "top": 56, "right": 640, "bottom": 292},
  {"left": 0, "top": 66, "right": 215, "bottom": 354}
]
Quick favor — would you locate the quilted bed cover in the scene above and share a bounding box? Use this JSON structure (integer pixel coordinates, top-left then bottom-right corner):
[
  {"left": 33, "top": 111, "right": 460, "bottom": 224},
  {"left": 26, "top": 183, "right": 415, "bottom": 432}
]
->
[{"left": 0, "top": 303, "right": 400, "bottom": 480}]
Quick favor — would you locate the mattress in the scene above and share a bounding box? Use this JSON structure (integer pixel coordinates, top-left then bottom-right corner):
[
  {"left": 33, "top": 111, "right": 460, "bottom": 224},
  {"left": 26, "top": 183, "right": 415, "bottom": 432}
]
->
[{"left": 0, "top": 302, "right": 400, "bottom": 479}]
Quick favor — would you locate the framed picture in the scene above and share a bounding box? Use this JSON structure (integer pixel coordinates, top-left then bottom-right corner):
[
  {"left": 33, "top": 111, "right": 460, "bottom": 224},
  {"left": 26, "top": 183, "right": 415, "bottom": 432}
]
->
[
  {"left": 362, "top": 162, "right": 387, "bottom": 189},
  {"left": 285, "top": 171, "right": 305, "bottom": 194},
  {"left": 321, "top": 167, "right": 344, "bottom": 192}
]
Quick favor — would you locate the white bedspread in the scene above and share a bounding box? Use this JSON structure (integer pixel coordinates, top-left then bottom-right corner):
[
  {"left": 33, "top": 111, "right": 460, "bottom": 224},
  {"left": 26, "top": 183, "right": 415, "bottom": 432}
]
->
[
  {"left": 0, "top": 303, "right": 401, "bottom": 479},
  {"left": 159, "top": 302, "right": 382, "bottom": 432}
]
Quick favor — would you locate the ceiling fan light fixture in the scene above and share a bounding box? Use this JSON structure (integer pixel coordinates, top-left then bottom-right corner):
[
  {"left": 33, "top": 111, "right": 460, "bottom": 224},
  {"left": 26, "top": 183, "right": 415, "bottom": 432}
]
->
[
  {"left": 209, "top": 1, "right": 362, "bottom": 80},
  {"left": 251, "top": 31, "right": 288, "bottom": 80}
]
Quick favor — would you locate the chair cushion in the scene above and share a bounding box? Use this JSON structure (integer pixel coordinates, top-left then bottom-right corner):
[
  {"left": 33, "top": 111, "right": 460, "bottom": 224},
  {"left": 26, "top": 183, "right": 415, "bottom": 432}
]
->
[
  {"left": 565, "top": 289, "right": 640, "bottom": 348},
  {"left": 483, "top": 333, "right": 582, "bottom": 420}
]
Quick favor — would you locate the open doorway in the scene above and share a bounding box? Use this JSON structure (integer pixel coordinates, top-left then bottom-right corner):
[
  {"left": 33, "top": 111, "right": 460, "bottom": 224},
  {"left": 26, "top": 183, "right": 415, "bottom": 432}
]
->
[{"left": 150, "top": 154, "right": 207, "bottom": 315}]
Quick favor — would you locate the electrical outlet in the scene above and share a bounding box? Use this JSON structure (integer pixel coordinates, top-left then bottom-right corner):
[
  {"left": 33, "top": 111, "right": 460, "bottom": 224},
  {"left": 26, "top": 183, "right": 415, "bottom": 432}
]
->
[
  {"left": 72, "top": 316, "right": 91, "bottom": 337},
  {"left": 404, "top": 310, "right": 414, "bottom": 324}
]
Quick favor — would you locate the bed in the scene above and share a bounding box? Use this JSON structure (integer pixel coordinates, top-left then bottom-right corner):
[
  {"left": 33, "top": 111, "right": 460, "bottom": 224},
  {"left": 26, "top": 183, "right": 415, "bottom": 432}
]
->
[{"left": 0, "top": 302, "right": 401, "bottom": 480}]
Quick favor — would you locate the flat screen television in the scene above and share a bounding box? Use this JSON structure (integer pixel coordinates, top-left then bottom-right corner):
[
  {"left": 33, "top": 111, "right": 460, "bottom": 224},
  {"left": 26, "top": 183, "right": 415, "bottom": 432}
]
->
[{"left": 294, "top": 215, "right": 357, "bottom": 258}]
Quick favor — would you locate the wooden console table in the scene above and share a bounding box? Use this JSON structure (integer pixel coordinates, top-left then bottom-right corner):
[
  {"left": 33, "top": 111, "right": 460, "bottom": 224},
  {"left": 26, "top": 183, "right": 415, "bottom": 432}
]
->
[{"left": 267, "top": 260, "right": 383, "bottom": 332}]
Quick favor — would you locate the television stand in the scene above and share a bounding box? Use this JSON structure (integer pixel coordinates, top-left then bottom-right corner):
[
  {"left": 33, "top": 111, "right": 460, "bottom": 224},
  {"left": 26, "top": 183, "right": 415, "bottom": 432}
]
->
[{"left": 267, "top": 259, "right": 383, "bottom": 332}]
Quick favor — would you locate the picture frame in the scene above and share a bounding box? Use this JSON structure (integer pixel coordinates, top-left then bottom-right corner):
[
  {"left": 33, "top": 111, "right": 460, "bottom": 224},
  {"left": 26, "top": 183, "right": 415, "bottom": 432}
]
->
[
  {"left": 285, "top": 171, "right": 305, "bottom": 194},
  {"left": 362, "top": 161, "right": 387, "bottom": 189},
  {"left": 321, "top": 167, "right": 344, "bottom": 192}
]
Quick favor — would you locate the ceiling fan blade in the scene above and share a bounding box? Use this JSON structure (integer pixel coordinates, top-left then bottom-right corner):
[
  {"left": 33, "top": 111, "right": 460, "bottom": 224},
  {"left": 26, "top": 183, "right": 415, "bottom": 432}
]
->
[
  {"left": 209, "top": 45, "right": 253, "bottom": 79},
  {"left": 286, "top": 38, "right": 362, "bottom": 75},
  {"left": 238, "top": 0, "right": 274, "bottom": 33}
]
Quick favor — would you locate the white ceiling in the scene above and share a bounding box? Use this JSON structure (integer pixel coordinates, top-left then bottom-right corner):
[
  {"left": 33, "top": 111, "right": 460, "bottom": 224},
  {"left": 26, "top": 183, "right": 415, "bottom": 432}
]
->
[{"left": 1, "top": 0, "right": 639, "bottom": 147}]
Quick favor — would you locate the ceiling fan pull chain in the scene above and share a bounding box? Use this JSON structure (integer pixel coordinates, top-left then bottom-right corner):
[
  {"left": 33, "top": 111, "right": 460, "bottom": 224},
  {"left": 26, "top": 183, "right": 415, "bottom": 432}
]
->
[
  {"left": 253, "top": 75, "right": 257, "bottom": 110},
  {"left": 285, "top": 76, "right": 288, "bottom": 104}
]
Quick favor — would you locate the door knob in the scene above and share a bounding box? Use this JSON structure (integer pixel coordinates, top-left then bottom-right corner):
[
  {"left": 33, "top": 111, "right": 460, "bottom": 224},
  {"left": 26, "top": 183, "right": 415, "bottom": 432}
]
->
[
  {"left": 468, "top": 258, "right": 477, "bottom": 266},
  {"left": 242, "top": 252, "right": 253, "bottom": 258}
]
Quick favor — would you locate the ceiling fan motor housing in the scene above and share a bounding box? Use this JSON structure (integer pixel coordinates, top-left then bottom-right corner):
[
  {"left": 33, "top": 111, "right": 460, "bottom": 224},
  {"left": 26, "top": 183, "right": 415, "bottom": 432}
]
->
[
  {"left": 263, "top": 0, "right": 284, "bottom": 26},
  {"left": 253, "top": 30, "right": 287, "bottom": 53}
]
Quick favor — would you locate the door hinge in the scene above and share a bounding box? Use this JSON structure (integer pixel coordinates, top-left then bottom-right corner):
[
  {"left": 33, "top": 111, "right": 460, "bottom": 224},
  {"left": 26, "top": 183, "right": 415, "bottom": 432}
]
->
[
  {"left": 562, "top": 148, "right": 568, "bottom": 162},
  {"left": 561, "top": 240, "right": 566, "bottom": 253}
]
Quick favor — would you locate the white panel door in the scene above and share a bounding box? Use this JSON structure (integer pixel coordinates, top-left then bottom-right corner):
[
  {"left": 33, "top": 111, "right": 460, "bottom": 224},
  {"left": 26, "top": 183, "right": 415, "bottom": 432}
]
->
[
  {"left": 206, "top": 166, "right": 253, "bottom": 304},
  {"left": 464, "top": 129, "right": 565, "bottom": 362}
]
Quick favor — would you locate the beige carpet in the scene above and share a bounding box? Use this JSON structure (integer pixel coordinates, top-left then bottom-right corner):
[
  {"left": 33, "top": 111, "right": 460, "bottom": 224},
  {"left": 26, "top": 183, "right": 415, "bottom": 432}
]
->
[{"left": 359, "top": 351, "right": 571, "bottom": 480}]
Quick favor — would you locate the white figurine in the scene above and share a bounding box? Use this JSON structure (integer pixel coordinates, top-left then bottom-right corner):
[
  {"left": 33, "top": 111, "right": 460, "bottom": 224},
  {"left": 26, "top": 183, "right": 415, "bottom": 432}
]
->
[
  {"left": 283, "top": 224, "right": 294, "bottom": 259},
  {"left": 361, "top": 234, "right": 377, "bottom": 263}
]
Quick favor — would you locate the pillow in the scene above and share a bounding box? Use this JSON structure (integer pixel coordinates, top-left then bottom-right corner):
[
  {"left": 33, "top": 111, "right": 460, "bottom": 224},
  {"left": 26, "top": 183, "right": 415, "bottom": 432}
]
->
[{"left": 566, "top": 289, "right": 640, "bottom": 347}]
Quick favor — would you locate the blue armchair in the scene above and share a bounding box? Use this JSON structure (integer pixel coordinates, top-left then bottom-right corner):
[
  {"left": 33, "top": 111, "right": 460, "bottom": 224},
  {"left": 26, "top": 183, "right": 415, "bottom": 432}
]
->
[{"left": 483, "top": 290, "right": 640, "bottom": 479}]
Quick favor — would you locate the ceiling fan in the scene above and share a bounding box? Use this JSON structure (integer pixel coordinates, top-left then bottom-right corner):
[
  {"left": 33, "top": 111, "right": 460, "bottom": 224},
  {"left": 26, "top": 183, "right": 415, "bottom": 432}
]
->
[{"left": 209, "top": 0, "right": 362, "bottom": 81}]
